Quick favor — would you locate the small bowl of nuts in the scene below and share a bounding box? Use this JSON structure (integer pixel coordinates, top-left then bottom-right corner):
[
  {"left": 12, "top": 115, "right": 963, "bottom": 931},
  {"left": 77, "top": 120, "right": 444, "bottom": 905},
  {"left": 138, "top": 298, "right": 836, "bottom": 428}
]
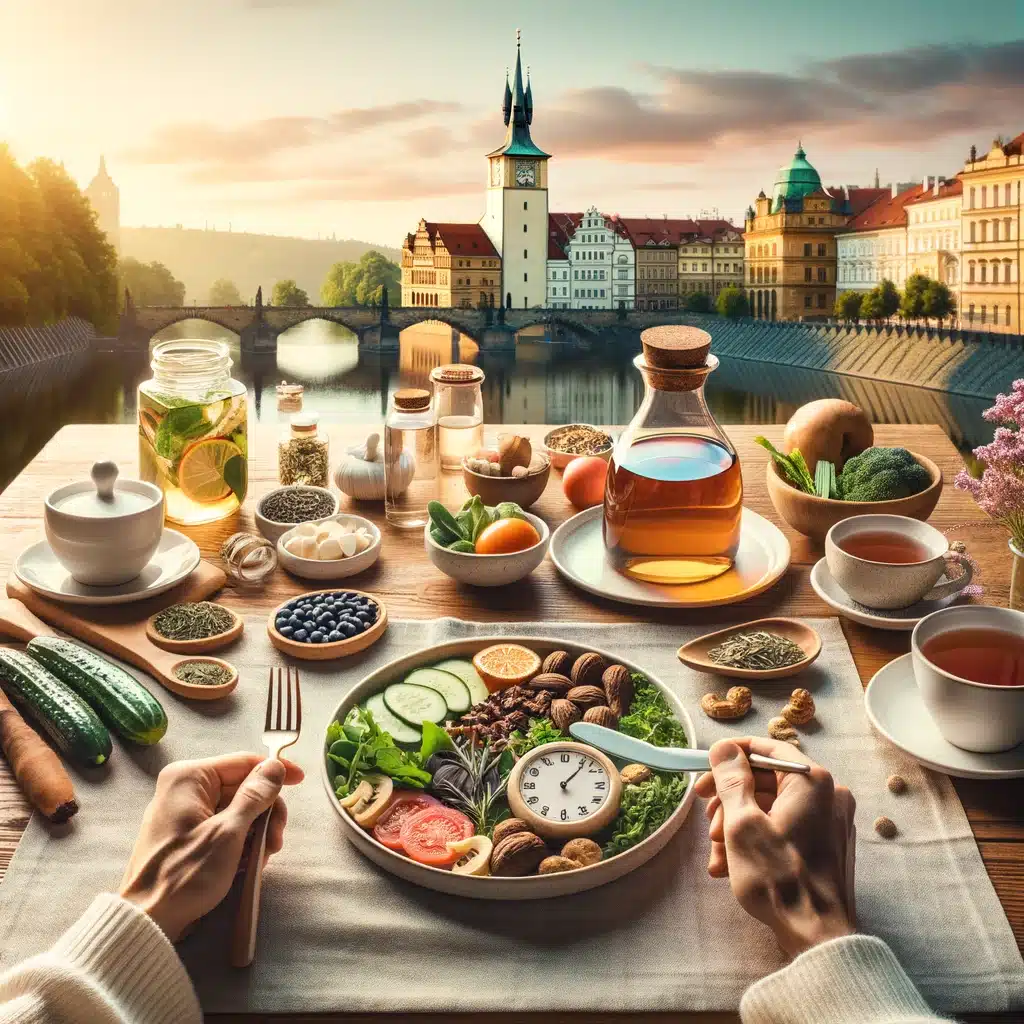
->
[
  {"left": 462, "top": 434, "right": 551, "bottom": 509},
  {"left": 542, "top": 424, "right": 614, "bottom": 470}
]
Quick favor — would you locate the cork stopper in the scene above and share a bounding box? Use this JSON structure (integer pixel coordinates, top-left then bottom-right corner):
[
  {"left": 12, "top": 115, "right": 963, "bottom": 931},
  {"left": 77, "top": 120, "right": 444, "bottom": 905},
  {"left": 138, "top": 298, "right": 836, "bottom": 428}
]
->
[
  {"left": 430, "top": 363, "right": 484, "bottom": 385},
  {"left": 640, "top": 326, "right": 711, "bottom": 369},
  {"left": 393, "top": 388, "right": 431, "bottom": 411}
]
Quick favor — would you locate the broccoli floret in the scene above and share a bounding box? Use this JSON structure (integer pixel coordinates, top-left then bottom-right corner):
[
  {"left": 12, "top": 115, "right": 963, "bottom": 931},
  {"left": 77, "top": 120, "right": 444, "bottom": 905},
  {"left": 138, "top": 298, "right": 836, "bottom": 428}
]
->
[{"left": 838, "top": 447, "right": 932, "bottom": 502}]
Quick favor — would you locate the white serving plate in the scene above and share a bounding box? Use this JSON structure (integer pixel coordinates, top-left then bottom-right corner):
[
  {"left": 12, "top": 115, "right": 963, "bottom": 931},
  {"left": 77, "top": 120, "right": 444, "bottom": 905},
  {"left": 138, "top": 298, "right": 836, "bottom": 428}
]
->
[
  {"left": 549, "top": 506, "right": 790, "bottom": 609},
  {"left": 14, "top": 530, "right": 201, "bottom": 606},
  {"left": 321, "top": 635, "right": 698, "bottom": 899},
  {"left": 277, "top": 513, "right": 381, "bottom": 580},
  {"left": 810, "top": 558, "right": 961, "bottom": 631},
  {"left": 865, "top": 654, "right": 1024, "bottom": 779}
]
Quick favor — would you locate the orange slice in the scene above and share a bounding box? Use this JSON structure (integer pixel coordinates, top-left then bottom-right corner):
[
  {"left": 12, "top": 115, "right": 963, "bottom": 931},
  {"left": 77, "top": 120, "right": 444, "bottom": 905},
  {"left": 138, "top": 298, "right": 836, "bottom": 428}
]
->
[
  {"left": 177, "top": 437, "right": 241, "bottom": 504},
  {"left": 472, "top": 644, "right": 542, "bottom": 691}
]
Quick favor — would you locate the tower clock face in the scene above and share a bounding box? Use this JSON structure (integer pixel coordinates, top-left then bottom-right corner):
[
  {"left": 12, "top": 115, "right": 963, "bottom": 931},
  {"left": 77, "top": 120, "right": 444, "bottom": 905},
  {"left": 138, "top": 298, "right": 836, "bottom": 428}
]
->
[{"left": 515, "top": 160, "right": 537, "bottom": 187}]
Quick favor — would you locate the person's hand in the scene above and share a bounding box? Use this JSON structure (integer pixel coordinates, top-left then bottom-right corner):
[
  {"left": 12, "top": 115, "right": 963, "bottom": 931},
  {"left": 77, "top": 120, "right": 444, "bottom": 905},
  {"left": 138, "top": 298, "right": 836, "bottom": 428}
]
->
[
  {"left": 119, "top": 752, "right": 304, "bottom": 942},
  {"left": 693, "top": 737, "right": 856, "bottom": 957}
]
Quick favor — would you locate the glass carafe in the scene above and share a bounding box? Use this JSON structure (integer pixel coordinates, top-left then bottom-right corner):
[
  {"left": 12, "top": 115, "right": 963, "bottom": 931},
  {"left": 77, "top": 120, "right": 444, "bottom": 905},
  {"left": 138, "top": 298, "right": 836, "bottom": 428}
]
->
[{"left": 603, "top": 328, "right": 742, "bottom": 584}]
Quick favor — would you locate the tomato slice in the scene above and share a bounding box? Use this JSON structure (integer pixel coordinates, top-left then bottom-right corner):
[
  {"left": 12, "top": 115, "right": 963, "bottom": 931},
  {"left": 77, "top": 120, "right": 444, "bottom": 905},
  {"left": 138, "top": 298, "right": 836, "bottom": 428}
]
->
[
  {"left": 372, "top": 793, "right": 440, "bottom": 850},
  {"left": 399, "top": 806, "right": 474, "bottom": 866}
]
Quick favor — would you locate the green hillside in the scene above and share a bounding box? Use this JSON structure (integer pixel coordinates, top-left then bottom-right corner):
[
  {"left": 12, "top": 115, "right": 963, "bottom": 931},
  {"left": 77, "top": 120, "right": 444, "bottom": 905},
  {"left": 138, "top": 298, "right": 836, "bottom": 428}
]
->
[{"left": 119, "top": 227, "right": 401, "bottom": 305}]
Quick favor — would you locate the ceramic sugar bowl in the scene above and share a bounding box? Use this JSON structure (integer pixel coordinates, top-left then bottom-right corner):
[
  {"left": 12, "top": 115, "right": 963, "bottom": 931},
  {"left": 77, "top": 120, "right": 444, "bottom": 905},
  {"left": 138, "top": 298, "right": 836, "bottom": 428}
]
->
[{"left": 45, "top": 461, "right": 165, "bottom": 586}]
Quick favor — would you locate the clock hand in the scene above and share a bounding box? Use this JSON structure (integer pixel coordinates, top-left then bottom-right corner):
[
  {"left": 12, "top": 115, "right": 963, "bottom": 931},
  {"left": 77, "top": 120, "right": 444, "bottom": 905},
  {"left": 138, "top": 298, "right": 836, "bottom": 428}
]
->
[{"left": 559, "top": 763, "right": 585, "bottom": 790}]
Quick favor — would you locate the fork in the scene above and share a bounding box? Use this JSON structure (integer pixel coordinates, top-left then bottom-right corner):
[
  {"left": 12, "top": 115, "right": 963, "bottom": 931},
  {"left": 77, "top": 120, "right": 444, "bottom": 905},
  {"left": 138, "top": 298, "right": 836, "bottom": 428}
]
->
[{"left": 231, "top": 665, "right": 301, "bottom": 968}]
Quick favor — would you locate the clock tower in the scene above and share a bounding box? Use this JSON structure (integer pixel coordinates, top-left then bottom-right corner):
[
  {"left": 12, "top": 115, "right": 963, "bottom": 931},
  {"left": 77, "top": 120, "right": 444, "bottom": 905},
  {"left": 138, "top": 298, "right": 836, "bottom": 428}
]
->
[{"left": 480, "top": 31, "right": 550, "bottom": 310}]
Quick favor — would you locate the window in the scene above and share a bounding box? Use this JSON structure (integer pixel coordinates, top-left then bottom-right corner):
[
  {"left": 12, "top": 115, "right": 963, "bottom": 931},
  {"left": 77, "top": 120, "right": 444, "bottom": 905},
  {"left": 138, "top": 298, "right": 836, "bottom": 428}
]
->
[
  {"left": 992, "top": 220, "right": 999, "bottom": 243},
  {"left": 523, "top": 273, "right": 528, "bottom": 282},
  {"left": 772, "top": 243, "right": 777, "bottom": 256},
  {"left": 803, "top": 243, "right": 812, "bottom": 257},
  {"left": 981, "top": 186, "right": 987, "bottom": 208},
  {"left": 980, "top": 263, "right": 987, "bottom": 283},
  {"left": 573, "top": 270, "right": 578, "bottom": 280},
  {"left": 692, "top": 263, "right": 698, "bottom": 271},
  {"left": 969, "top": 304, "right": 975, "bottom": 322},
  {"left": 771, "top": 268, "right": 777, "bottom": 283},
  {"left": 981, "top": 305, "right": 987, "bottom": 324},
  {"left": 969, "top": 261, "right": 976, "bottom": 283},
  {"left": 817, "top": 243, "right": 826, "bottom": 257},
  {"left": 969, "top": 187, "right": 975, "bottom": 209},
  {"left": 523, "top": 201, "right": 528, "bottom": 211},
  {"left": 804, "top": 295, "right": 812, "bottom": 308},
  {"left": 599, "top": 289, "right": 605, "bottom": 298},
  {"left": 970, "top": 222, "right": 976, "bottom": 243},
  {"left": 804, "top": 267, "right": 812, "bottom": 282},
  {"left": 1008, "top": 305, "right": 1013, "bottom": 326},
  {"left": 523, "top": 249, "right": 528, "bottom": 259},
  {"left": 817, "top": 294, "right": 826, "bottom": 308},
  {"left": 994, "top": 306, "right": 1000, "bottom": 325},
  {"left": 702, "top": 263, "right": 708, "bottom": 272},
  {"left": 817, "top": 268, "right": 827, "bottom": 283},
  {"left": 523, "top": 224, "right": 527, "bottom": 233}
]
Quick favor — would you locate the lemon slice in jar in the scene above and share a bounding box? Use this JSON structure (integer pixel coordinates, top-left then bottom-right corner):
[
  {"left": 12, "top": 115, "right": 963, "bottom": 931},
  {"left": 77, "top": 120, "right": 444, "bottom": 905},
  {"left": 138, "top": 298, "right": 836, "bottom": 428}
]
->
[{"left": 178, "top": 438, "right": 242, "bottom": 504}]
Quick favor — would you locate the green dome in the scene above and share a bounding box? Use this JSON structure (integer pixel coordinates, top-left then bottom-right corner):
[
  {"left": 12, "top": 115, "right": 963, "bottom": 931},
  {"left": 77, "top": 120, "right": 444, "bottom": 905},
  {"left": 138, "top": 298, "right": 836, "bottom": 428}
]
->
[{"left": 771, "top": 145, "right": 823, "bottom": 210}]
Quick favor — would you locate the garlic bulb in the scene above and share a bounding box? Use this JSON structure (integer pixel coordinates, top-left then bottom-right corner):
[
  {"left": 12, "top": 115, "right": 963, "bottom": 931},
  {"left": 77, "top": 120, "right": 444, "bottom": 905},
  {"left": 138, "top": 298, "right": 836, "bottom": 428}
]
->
[{"left": 334, "top": 432, "right": 391, "bottom": 500}]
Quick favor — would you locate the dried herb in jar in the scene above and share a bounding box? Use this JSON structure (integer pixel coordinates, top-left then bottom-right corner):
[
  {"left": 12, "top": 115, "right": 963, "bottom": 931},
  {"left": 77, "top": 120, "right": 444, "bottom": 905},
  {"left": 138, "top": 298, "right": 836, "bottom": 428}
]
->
[
  {"left": 707, "top": 630, "right": 805, "bottom": 671},
  {"left": 153, "top": 601, "right": 236, "bottom": 642},
  {"left": 173, "top": 660, "right": 234, "bottom": 687},
  {"left": 547, "top": 425, "right": 612, "bottom": 456}
]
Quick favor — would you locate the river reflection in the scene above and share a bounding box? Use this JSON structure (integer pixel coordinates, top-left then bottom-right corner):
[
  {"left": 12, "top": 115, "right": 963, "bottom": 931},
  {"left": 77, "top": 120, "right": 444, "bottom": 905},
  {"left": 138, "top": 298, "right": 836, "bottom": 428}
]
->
[{"left": 0, "top": 318, "right": 992, "bottom": 490}]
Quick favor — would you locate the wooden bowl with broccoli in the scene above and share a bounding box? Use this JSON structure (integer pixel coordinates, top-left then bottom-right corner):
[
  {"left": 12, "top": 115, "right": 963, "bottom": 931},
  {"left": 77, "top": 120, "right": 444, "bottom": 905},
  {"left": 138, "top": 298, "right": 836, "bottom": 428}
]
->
[{"left": 759, "top": 401, "right": 942, "bottom": 542}]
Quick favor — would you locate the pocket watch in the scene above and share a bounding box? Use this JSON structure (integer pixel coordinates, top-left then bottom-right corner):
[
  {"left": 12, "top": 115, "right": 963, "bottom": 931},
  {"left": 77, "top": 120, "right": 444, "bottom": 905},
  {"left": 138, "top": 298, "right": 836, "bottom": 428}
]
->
[{"left": 506, "top": 742, "right": 622, "bottom": 839}]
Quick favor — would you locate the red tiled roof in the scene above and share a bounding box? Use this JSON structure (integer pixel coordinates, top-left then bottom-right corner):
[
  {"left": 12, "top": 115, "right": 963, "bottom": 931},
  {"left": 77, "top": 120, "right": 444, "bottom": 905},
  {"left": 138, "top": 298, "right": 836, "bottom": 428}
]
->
[
  {"left": 548, "top": 212, "right": 582, "bottom": 260},
  {"left": 846, "top": 184, "right": 928, "bottom": 231},
  {"left": 845, "top": 187, "right": 890, "bottom": 216},
  {"left": 425, "top": 222, "right": 499, "bottom": 258},
  {"left": 903, "top": 178, "right": 963, "bottom": 205},
  {"left": 1003, "top": 131, "right": 1024, "bottom": 157},
  {"left": 618, "top": 217, "right": 740, "bottom": 246}
]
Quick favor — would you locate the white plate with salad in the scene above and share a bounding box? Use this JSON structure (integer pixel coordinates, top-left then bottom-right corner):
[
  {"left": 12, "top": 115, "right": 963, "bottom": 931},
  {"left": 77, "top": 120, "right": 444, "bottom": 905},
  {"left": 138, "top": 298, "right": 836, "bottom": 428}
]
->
[{"left": 321, "top": 636, "right": 698, "bottom": 900}]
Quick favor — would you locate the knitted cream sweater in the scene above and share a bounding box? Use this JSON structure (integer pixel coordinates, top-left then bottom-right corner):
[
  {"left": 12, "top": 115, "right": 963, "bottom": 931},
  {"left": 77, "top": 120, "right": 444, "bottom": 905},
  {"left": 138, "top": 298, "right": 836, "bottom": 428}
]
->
[{"left": 0, "top": 896, "right": 950, "bottom": 1023}]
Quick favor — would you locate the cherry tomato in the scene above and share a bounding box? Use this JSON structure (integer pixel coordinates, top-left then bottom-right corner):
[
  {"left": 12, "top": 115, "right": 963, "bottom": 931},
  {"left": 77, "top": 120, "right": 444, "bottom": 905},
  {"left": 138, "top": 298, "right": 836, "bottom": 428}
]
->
[
  {"left": 372, "top": 793, "right": 440, "bottom": 851},
  {"left": 399, "top": 805, "right": 474, "bottom": 866}
]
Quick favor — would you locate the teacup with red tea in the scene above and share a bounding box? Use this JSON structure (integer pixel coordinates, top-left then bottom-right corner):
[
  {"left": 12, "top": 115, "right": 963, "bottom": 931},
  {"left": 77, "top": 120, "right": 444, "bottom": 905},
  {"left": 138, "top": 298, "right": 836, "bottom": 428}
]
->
[
  {"left": 911, "top": 606, "right": 1024, "bottom": 753},
  {"left": 825, "top": 514, "right": 973, "bottom": 610}
]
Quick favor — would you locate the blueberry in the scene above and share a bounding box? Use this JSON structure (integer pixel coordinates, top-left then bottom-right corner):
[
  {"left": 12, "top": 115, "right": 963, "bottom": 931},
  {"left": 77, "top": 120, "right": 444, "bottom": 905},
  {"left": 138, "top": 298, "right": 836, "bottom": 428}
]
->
[
  {"left": 324, "top": 595, "right": 335, "bottom": 604},
  {"left": 276, "top": 616, "right": 289, "bottom": 629},
  {"left": 293, "top": 629, "right": 308, "bottom": 642},
  {"left": 317, "top": 612, "right": 334, "bottom": 626},
  {"left": 355, "top": 612, "right": 370, "bottom": 625},
  {"left": 327, "top": 630, "right": 343, "bottom": 643},
  {"left": 310, "top": 631, "right": 324, "bottom": 643},
  {"left": 288, "top": 615, "right": 302, "bottom": 628},
  {"left": 352, "top": 621, "right": 366, "bottom": 633},
  {"left": 342, "top": 622, "right": 356, "bottom": 638},
  {"left": 303, "top": 620, "right": 316, "bottom": 631},
  {"left": 279, "top": 625, "right": 294, "bottom": 638}
]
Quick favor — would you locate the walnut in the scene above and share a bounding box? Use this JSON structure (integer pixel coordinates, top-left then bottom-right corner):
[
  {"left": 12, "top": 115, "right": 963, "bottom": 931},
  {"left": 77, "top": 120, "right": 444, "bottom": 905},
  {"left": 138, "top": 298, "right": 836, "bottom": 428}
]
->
[
  {"left": 491, "top": 818, "right": 530, "bottom": 847},
  {"left": 538, "top": 855, "right": 580, "bottom": 875},
  {"left": 767, "top": 716, "right": 799, "bottom": 745},
  {"left": 504, "top": 710, "right": 528, "bottom": 733},
  {"left": 874, "top": 816, "right": 898, "bottom": 839},
  {"left": 620, "top": 763, "right": 652, "bottom": 785},
  {"left": 526, "top": 672, "right": 572, "bottom": 695},
  {"left": 700, "top": 685, "right": 753, "bottom": 721},
  {"left": 523, "top": 695, "right": 552, "bottom": 716},
  {"left": 560, "top": 838, "right": 602, "bottom": 866},
  {"left": 551, "top": 698, "right": 581, "bottom": 733},
  {"left": 566, "top": 685, "right": 606, "bottom": 710},
  {"left": 582, "top": 705, "right": 618, "bottom": 729},
  {"left": 781, "top": 688, "right": 815, "bottom": 726},
  {"left": 887, "top": 774, "right": 908, "bottom": 795},
  {"left": 602, "top": 664, "right": 634, "bottom": 717},
  {"left": 570, "top": 652, "right": 606, "bottom": 688},
  {"left": 542, "top": 650, "right": 573, "bottom": 676},
  {"left": 490, "top": 831, "right": 548, "bottom": 876}
]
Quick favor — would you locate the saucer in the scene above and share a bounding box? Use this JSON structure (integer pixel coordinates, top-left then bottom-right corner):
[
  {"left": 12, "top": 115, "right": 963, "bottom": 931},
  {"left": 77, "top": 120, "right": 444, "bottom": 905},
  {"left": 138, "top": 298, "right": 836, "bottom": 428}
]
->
[
  {"left": 865, "top": 654, "right": 1024, "bottom": 778},
  {"left": 809, "top": 558, "right": 960, "bottom": 631},
  {"left": 549, "top": 506, "right": 790, "bottom": 609},
  {"left": 14, "top": 530, "right": 201, "bottom": 606}
]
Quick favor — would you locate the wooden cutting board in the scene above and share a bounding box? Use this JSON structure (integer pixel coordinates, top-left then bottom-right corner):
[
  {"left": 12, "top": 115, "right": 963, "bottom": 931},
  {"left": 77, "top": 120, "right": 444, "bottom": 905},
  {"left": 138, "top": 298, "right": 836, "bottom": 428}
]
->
[{"left": 1, "top": 562, "right": 240, "bottom": 701}]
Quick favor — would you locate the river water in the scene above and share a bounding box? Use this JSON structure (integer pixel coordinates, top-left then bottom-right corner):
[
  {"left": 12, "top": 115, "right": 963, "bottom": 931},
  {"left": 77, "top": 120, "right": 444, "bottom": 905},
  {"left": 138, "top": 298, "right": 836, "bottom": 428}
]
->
[{"left": 0, "top": 319, "right": 992, "bottom": 490}]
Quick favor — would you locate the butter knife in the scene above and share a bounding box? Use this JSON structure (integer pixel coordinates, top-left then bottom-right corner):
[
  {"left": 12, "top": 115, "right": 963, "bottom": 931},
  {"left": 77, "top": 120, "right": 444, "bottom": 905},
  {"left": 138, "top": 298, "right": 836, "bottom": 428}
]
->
[{"left": 569, "top": 722, "right": 811, "bottom": 775}]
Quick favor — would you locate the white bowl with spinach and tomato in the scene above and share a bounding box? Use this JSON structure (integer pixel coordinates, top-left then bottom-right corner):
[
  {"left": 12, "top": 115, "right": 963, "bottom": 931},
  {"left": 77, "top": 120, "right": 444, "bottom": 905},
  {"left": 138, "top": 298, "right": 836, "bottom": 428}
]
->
[{"left": 321, "top": 637, "right": 697, "bottom": 900}]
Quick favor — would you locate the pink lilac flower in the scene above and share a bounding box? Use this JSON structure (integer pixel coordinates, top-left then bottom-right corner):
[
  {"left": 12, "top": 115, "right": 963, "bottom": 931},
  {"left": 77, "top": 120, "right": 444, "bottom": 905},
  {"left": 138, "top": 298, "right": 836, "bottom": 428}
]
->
[{"left": 983, "top": 379, "right": 1024, "bottom": 426}]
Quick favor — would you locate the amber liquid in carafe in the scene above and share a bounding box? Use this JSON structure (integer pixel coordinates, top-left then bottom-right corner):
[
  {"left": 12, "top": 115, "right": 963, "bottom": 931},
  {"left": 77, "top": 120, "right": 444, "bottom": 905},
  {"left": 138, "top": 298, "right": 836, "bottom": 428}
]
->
[{"left": 604, "top": 433, "right": 743, "bottom": 584}]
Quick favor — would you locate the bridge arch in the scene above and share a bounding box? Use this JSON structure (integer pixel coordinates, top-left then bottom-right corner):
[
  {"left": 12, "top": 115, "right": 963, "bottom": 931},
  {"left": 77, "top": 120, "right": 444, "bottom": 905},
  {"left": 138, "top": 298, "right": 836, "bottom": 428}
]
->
[{"left": 271, "top": 312, "right": 366, "bottom": 337}]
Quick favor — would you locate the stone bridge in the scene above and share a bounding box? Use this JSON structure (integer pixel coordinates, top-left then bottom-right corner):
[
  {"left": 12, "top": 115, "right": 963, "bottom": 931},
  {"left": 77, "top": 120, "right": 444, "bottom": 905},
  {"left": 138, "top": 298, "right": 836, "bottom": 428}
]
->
[{"left": 116, "top": 287, "right": 700, "bottom": 354}]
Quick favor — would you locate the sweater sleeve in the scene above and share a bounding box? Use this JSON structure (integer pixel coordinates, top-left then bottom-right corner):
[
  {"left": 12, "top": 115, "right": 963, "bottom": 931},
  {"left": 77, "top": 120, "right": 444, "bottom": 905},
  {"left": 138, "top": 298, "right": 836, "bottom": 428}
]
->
[
  {"left": 741, "top": 934, "right": 953, "bottom": 1024},
  {"left": 0, "top": 893, "right": 201, "bottom": 1024}
]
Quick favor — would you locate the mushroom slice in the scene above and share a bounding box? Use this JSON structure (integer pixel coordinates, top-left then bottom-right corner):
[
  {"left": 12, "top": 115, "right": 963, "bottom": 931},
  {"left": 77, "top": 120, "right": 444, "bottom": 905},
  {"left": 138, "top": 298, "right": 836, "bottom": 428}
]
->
[
  {"left": 338, "top": 780, "right": 373, "bottom": 811},
  {"left": 447, "top": 835, "right": 493, "bottom": 876},
  {"left": 351, "top": 775, "right": 394, "bottom": 827}
]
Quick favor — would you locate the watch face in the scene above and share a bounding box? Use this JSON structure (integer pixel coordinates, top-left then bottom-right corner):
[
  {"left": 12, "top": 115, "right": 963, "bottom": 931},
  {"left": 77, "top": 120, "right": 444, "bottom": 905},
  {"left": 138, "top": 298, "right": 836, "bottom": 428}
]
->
[
  {"left": 519, "top": 747, "right": 610, "bottom": 824},
  {"left": 515, "top": 160, "right": 536, "bottom": 187}
]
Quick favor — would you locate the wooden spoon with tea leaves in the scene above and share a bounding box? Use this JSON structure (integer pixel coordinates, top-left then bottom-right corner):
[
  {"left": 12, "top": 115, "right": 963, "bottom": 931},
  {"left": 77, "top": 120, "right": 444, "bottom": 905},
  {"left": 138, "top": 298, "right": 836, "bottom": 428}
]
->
[{"left": 677, "top": 617, "right": 822, "bottom": 681}]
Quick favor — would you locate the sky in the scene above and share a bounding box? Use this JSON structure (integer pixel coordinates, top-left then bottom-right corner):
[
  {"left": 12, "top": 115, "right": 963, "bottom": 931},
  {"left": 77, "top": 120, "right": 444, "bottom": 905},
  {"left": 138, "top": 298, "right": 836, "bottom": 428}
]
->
[{"left": 2, "top": 0, "right": 1023, "bottom": 248}]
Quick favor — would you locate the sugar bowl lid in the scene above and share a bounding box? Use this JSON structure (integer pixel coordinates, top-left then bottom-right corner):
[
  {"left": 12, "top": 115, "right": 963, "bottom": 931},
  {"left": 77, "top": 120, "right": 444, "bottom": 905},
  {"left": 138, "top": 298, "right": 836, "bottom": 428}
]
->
[{"left": 48, "top": 461, "right": 162, "bottom": 518}]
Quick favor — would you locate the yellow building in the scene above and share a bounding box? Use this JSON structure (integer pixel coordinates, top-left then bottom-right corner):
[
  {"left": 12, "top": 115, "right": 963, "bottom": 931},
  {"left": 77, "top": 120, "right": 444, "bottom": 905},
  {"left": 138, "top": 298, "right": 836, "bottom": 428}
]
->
[
  {"left": 906, "top": 177, "right": 962, "bottom": 287},
  {"left": 744, "top": 145, "right": 887, "bottom": 320},
  {"left": 400, "top": 220, "right": 501, "bottom": 309},
  {"left": 677, "top": 222, "right": 744, "bottom": 300},
  {"left": 959, "top": 133, "right": 1023, "bottom": 334}
]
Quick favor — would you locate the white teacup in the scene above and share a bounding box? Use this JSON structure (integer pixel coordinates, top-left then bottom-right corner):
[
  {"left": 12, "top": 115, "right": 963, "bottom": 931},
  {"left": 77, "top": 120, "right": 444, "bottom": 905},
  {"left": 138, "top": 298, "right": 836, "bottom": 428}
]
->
[
  {"left": 44, "top": 461, "right": 164, "bottom": 586},
  {"left": 825, "top": 514, "right": 972, "bottom": 610},
  {"left": 912, "top": 606, "right": 1024, "bottom": 753}
]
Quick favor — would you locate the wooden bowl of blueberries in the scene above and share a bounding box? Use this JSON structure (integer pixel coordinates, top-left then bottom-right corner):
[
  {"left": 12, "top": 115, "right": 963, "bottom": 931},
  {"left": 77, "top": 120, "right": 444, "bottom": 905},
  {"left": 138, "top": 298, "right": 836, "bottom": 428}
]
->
[{"left": 267, "top": 588, "right": 387, "bottom": 661}]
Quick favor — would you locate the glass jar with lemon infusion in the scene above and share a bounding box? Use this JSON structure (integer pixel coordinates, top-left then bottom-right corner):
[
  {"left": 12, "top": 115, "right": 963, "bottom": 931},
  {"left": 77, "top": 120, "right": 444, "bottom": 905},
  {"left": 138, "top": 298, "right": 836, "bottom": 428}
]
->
[{"left": 138, "top": 340, "right": 248, "bottom": 525}]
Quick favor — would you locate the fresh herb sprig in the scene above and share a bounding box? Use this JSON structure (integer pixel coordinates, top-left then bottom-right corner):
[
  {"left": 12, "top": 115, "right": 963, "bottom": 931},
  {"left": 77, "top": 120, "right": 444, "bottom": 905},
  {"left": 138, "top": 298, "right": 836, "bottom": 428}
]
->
[
  {"left": 755, "top": 436, "right": 816, "bottom": 495},
  {"left": 603, "top": 773, "right": 688, "bottom": 856},
  {"left": 506, "top": 717, "right": 564, "bottom": 757},
  {"left": 618, "top": 677, "right": 689, "bottom": 749},
  {"left": 426, "top": 736, "right": 508, "bottom": 835}
]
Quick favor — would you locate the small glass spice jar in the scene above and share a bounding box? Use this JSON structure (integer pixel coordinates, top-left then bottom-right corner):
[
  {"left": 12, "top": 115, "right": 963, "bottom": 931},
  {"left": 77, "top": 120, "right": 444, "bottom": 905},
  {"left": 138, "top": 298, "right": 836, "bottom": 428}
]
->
[
  {"left": 278, "top": 412, "right": 329, "bottom": 487},
  {"left": 429, "top": 363, "right": 484, "bottom": 470},
  {"left": 384, "top": 388, "right": 437, "bottom": 529}
]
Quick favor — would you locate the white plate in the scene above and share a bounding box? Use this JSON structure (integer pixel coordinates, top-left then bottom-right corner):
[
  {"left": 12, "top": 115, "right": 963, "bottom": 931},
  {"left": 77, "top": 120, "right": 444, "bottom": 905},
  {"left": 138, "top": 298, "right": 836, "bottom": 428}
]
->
[
  {"left": 810, "top": 558, "right": 961, "bottom": 631},
  {"left": 321, "top": 636, "right": 698, "bottom": 900},
  {"left": 549, "top": 506, "right": 790, "bottom": 609},
  {"left": 865, "top": 654, "right": 1024, "bottom": 779},
  {"left": 14, "top": 530, "right": 201, "bottom": 606}
]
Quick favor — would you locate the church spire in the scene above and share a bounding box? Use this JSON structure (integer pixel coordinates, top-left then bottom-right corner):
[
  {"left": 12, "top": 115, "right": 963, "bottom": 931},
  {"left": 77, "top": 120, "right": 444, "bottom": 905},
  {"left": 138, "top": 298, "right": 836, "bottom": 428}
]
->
[
  {"left": 511, "top": 29, "right": 526, "bottom": 122},
  {"left": 525, "top": 65, "right": 533, "bottom": 125},
  {"left": 502, "top": 67, "right": 512, "bottom": 126},
  {"left": 486, "top": 30, "right": 549, "bottom": 160}
]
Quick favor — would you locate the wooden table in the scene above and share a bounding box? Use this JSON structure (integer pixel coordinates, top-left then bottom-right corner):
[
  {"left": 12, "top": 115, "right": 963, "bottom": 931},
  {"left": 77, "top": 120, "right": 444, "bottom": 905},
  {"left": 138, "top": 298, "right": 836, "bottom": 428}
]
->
[{"left": 0, "top": 423, "right": 1020, "bottom": 1024}]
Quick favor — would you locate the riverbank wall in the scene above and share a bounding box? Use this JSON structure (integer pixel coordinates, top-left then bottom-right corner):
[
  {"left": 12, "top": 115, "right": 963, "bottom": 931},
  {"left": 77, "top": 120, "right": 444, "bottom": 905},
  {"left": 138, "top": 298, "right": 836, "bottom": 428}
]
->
[{"left": 0, "top": 317, "right": 96, "bottom": 372}]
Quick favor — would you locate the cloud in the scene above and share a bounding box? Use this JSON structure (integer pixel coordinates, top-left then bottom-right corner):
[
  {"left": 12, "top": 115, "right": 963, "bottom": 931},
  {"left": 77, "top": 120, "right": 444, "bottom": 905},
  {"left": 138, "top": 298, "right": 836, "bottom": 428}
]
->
[{"left": 292, "top": 173, "right": 481, "bottom": 203}]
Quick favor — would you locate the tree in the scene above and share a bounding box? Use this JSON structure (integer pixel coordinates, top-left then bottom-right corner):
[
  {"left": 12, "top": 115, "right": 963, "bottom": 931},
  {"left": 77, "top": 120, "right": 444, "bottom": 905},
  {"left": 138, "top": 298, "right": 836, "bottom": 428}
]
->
[
  {"left": 716, "top": 286, "right": 748, "bottom": 319},
  {"left": 834, "top": 290, "right": 863, "bottom": 322},
  {"left": 860, "top": 289, "right": 883, "bottom": 321},
  {"left": 208, "top": 278, "right": 242, "bottom": 305},
  {"left": 900, "top": 273, "right": 931, "bottom": 324},
  {"left": 321, "top": 250, "right": 400, "bottom": 307},
  {"left": 119, "top": 258, "right": 185, "bottom": 306},
  {"left": 684, "top": 291, "right": 712, "bottom": 314},
  {"left": 923, "top": 279, "right": 956, "bottom": 325},
  {"left": 272, "top": 279, "right": 308, "bottom": 306},
  {"left": 875, "top": 278, "right": 900, "bottom": 320}
]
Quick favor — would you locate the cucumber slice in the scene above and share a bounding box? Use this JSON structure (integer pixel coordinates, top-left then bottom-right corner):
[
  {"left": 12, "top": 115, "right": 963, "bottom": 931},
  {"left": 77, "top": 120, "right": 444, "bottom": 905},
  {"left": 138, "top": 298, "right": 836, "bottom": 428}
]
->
[
  {"left": 432, "top": 659, "right": 489, "bottom": 706},
  {"left": 405, "top": 668, "right": 470, "bottom": 714},
  {"left": 364, "top": 693, "right": 421, "bottom": 746},
  {"left": 383, "top": 682, "right": 448, "bottom": 727}
]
